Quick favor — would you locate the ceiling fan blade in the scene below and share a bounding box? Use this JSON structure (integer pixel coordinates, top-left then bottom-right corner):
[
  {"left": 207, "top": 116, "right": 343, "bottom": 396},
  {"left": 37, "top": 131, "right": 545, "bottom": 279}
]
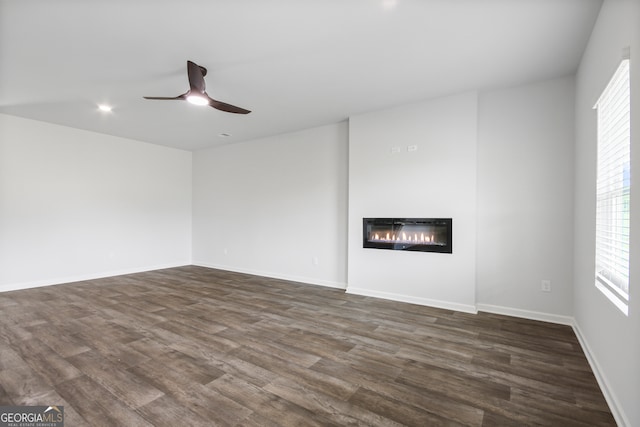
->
[
  {"left": 143, "top": 93, "right": 187, "bottom": 101},
  {"left": 187, "top": 60, "right": 206, "bottom": 94},
  {"left": 208, "top": 97, "right": 251, "bottom": 114}
]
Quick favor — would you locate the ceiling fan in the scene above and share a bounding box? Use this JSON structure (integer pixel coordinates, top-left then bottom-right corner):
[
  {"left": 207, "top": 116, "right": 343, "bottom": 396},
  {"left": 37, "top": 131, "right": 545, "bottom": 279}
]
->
[{"left": 143, "top": 60, "right": 251, "bottom": 114}]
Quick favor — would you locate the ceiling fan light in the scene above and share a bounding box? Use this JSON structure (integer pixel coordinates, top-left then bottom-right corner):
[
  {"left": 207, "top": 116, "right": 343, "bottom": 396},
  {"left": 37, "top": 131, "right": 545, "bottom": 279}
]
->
[{"left": 186, "top": 94, "right": 209, "bottom": 106}]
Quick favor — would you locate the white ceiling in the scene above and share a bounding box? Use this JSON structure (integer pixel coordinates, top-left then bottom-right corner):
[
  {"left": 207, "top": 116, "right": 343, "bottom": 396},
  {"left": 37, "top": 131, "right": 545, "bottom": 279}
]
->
[{"left": 0, "top": 0, "right": 602, "bottom": 151}]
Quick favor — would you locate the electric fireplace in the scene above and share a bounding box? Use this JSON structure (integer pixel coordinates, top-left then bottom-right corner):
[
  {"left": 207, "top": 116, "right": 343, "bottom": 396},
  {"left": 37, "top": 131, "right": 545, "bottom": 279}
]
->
[{"left": 363, "top": 218, "right": 452, "bottom": 253}]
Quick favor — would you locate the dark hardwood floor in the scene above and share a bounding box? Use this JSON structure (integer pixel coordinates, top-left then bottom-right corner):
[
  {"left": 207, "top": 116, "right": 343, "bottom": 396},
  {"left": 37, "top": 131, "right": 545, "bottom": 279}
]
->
[{"left": 0, "top": 266, "right": 615, "bottom": 426}]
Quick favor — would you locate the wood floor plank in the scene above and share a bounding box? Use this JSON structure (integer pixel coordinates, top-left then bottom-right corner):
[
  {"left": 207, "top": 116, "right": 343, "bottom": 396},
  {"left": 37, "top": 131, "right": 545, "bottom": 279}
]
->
[
  {"left": 264, "top": 377, "right": 404, "bottom": 427},
  {"left": 0, "top": 383, "right": 13, "bottom": 406},
  {"left": 26, "top": 323, "right": 91, "bottom": 358},
  {"left": 0, "top": 365, "right": 52, "bottom": 404},
  {"left": 0, "top": 346, "right": 26, "bottom": 371},
  {"left": 66, "top": 350, "right": 164, "bottom": 409},
  {"left": 216, "top": 327, "right": 322, "bottom": 368},
  {"left": 127, "top": 349, "right": 224, "bottom": 395},
  {"left": 231, "top": 345, "right": 359, "bottom": 402},
  {"left": 347, "top": 386, "right": 468, "bottom": 427},
  {"left": 210, "top": 374, "right": 330, "bottom": 427},
  {"left": 160, "top": 381, "right": 253, "bottom": 426},
  {"left": 510, "top": 387, "right": 616, "bottom": 426},
  {"left": 0, "top": 266, "right": 616, "bottom": 426},
  {"left": 397, "top": 360, "right": 512, "bottom": 403},
  {"left": 135, "top": 394, "right": 213, "bottom": 427},
  {"left": 13, "top": 341, "right": 83, "bottom": 387}
]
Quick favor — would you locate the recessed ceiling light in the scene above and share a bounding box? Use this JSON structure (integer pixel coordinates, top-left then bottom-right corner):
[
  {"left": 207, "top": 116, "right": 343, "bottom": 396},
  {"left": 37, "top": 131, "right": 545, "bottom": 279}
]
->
[
  {"left": 382, "top": 0, "right": 397, "bottom": 10},
  {"left": 98, "top": 104, "right": 112, "bottom": 112}
]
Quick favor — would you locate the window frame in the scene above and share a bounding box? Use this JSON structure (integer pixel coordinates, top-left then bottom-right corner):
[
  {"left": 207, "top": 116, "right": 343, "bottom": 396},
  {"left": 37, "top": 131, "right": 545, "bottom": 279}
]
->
[
  {"left": 593, "top": 57, "right": 631, "bottom": 316},
  {"left": 593, "top": 56, "right": 631, "bottom": 316}
]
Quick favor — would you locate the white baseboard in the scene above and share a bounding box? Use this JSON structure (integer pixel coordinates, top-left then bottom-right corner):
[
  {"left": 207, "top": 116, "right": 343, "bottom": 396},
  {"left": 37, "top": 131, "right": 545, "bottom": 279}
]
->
[
  {"left": 191, "top": 261, "right": 347, "bottom": 290},
  {"left": 0, "top": 261, "right": 191, "bottom": 293},
  {"left": 346, "top": 287, "right": 478, "bottom": 314},
  {"left": 476, "top": 303, "right": 574, "bottom": 325},
  {"left": 572, "top": 321, "right": 629, "bottom": 427}
]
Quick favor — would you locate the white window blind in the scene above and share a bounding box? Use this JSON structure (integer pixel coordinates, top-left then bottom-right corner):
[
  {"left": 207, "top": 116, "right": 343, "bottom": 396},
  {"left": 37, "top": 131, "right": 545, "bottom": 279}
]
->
[{"left": 594, "top": 58, "right": 631, "bottom": 315}]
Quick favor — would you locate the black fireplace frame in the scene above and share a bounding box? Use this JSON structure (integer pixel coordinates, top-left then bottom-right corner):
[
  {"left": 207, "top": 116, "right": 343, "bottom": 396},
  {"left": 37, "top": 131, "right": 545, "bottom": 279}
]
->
[{"left": 362, "top": 218, "right": 453, "bottom": 254}]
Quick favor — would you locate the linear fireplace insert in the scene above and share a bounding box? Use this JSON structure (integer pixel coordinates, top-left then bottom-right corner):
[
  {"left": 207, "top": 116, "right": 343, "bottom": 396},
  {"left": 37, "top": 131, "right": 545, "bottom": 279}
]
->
[{"left": 363, "top": 218, "right": 452, "bottom": 253}]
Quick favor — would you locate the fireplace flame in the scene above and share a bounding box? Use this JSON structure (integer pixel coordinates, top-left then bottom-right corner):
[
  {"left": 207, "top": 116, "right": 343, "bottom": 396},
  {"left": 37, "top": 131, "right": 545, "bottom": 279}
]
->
[{"left": 368, "top": 229, "right": 441, "bottom": 246}]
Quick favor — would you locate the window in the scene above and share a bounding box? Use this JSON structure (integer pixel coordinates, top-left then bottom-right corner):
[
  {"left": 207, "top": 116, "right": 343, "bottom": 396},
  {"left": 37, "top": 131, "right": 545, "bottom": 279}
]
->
[{"left": 594, "top": 57, "right": 631, "bottom": 315}]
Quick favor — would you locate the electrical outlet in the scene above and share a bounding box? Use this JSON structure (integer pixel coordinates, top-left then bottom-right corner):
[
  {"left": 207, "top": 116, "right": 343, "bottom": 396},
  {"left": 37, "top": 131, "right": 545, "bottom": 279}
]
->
[{"left": 541, "top": 280, "right": 551, "bottom": 292}]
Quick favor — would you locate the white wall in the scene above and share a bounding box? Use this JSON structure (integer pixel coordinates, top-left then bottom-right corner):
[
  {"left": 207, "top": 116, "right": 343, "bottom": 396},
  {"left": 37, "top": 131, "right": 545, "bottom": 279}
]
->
[
  {"left": 476, "top": 76, "right": 575, "bottom": 323},
  {"left": 0, "top": 114, "right": 192, "bottom": 290},
  {"left": 191, "top": 80, "right": 580, "bottom": 322},
  {"left": 347, "top": 92, "right": 478, "bottom": 312},
  {"left": 192, "top": 122, "right": 348, "bottom": 288},
  {"left": 573, "top": 0, "right": 639, "bottom": 425}
]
